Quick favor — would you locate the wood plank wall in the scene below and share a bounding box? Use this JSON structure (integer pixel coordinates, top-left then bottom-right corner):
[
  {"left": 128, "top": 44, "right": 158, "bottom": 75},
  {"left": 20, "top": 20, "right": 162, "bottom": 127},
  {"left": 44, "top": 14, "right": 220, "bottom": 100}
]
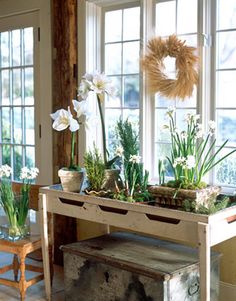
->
[{"left": 52, "top": 0, "right": 78, "bottom": 265}]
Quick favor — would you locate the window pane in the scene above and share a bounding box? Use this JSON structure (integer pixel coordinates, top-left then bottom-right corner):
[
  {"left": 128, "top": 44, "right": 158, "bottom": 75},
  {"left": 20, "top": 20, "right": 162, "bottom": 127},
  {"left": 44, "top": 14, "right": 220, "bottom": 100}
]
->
[
  {"left": 215, "top": 149, "right": 236, "bottom": 186},
  {"left": 13, "top": 69, "right": 22, "bottom": 105},
  {"left": 155, "top": 143, "right": 173, "bottom": 177},
  {"left": 0, "top": 31, "right": 10, "bottom": 67},
  {"left": 105, "top": 43, "right": 122, "bottom": 75},
  {"left": 217, "top": 0, "right": 236, "bottom": 30},
  {"left": 13, "top": 107, "right": 22, "bottom": 144},
  {"left": 26, "top": 146, "right": 35, "bottom": 167},
  {"left": 105, "top": 10, "right": 122, "bottom": 43},
  {"left": 105, "top": 109, "right": 121, "bottom": 154},
  {"left": 177, "top": 0, "right": 197, "bottom": 34},
  {"left": 124, "top": 75, "right": 139, "bottom": 108},
  {"left": 2, "top": 107, "right": 11, "bottom": 143},
  {"left": 13, "top": 145, "right": 22, "bottom": 180},
  {"left": 155, "top": 109, "right": 170, "bottom": 142},
  {"left": 25, "top": 107, "right": 35, "bottom": 145},
  {"left": 123, "top": 42, "right": 140, "bottom": 74},
  {"left": 2, "top": 145, "right": 11, "bottom": 165},
  {"left": 12, "top": 29, "right": 21, "bottom": 66},
  {"left": 24, "top": 27, "right": 33, "bottom": 65},
  {"left": 1, "top": 70, "right": 10, "bottom": 105},
  {"left": 123, "top": 7, "right": 140, "bottom": 40},
  {"left": 156, "top": 1, "right": 176, "bottom": 36},
  {"left": 216, "top": 71, "right": 236, "bottom": 107},
  {"left": 24, "top": 67, "right": 34, "bottom": 105},
  {"left": 217, "top": 31, "right": 236, "bottom": 69},
  {"left": 155, "top": 94, "right": 174, "bottom": 107},
  {"left": 105, "top": 76, "right": 121, "bottom": 108},
  {"left": 216, "top": 110, "right": 236, "bottom": 147}
]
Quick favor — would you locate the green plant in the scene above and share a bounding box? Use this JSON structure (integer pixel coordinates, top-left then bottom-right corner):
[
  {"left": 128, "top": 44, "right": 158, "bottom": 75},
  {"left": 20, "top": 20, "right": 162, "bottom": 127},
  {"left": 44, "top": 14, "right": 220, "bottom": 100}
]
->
[
  {"left": 84, "top": 145, "right": 105, "bottom": 191},
  {"left": 183, "top": 196, "right": 229, "bottom": 214},
  {"left": 162, "top": 108, "right": 236, "bottom": 189}
]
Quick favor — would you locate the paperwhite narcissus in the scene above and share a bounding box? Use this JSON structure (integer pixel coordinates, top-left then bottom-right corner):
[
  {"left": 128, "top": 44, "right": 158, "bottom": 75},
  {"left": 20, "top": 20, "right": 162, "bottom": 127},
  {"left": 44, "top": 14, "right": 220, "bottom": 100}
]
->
[{"left": 50, "top": 107, "right": 79, "bottom": 132}]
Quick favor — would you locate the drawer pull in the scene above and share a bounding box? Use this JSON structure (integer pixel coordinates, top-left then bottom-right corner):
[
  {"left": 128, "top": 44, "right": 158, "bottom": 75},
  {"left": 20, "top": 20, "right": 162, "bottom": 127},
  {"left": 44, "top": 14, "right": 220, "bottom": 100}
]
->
[
  {"left": 146, "top": 214, "right": 180, "bottom": 224},
  {"left": 59, "top": 197, "right": 84, "bottom": 207}
]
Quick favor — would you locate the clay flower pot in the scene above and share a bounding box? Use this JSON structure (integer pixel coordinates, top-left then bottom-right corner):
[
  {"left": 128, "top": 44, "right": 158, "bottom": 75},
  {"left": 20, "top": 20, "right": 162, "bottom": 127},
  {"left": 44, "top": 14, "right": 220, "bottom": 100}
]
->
[{"left": 58, "top": 169, "right": 84, "bottom": 192}]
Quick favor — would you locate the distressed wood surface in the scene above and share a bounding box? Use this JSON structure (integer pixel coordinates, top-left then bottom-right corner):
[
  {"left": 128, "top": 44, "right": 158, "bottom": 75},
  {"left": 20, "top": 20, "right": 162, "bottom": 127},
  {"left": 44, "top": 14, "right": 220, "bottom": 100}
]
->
[{"left": 52, "top": 0, "right": 78, "bottom": 265}]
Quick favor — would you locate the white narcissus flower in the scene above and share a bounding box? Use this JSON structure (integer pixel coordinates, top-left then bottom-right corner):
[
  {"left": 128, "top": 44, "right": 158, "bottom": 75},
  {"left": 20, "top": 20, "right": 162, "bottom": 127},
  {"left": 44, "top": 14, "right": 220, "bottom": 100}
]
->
[
  {"left": 0, "top": 164, "right": 12, "bottom": 178},
  {"left": 50, "top": 107, "right": 79, "bottom": 132},
  {"left": 186, "top": 155, "right": 196, "bottom": 169},
  {"left": 129, "top": 155, "right": 141, "bottom": 164},
  {"left": 115, "top": 146, "right": 124, "bottom": 157},
  {"left": 208, "top": 120, "right": 216, "bottom": 135},
  {"left": 20, "top": 167, "right": 39, "bottom": 180},
  {"left": 166, "top": 107, "right": 176, "bottom": 118},
  {"left": 181, "top": 131, "right": 187, "bottom": 139}
]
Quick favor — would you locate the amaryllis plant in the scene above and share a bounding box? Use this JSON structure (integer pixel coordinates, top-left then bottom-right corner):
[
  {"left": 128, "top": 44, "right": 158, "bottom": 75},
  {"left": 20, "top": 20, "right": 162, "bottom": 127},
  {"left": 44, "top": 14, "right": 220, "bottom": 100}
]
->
[
  {"left": 50, "top": 100, "right": 90, "bottom": 170},
  {"left": 77, "top": 72, "right": 119, "bottom": 169},
  {"left": 159, "top": 108, "right": 236, "bottom": 189},
  {"left": 0, "top": 165, "right": 39, "bottom": 238}
]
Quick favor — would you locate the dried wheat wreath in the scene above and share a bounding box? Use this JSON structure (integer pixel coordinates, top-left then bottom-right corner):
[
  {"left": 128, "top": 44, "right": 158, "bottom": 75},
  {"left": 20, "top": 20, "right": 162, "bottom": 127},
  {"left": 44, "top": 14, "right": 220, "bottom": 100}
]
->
[{"left": 142, "top": 35, "right": 198, "bottom": 100}]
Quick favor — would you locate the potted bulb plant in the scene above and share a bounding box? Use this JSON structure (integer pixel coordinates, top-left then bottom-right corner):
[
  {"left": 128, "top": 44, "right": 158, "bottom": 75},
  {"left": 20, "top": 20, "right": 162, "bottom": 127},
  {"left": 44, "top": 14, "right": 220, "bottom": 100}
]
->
[
  {"left": 50, "top": 99, "right": 90, "bottom": 192},
  {"left": 149, "top": 107, "right": 236, "bottom": 211},
  {"left": 78, "top": 72, "right": 122, "bottom": 191},
  {"left": 0, "top": 165, "right": 39, "bottom": 241}
]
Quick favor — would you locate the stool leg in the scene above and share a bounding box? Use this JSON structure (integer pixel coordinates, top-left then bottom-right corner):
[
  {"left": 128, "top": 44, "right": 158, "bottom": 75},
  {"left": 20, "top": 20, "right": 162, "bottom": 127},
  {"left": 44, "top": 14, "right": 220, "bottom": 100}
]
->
[
  {"left": 12, "top": 254, "right": 19, "bottom": 281},
  {"left": 19, "top": 254, "right": 27, "bottom": 301},
  {"left": 49, "top": 245, "right": 54, "bottom": 286}
]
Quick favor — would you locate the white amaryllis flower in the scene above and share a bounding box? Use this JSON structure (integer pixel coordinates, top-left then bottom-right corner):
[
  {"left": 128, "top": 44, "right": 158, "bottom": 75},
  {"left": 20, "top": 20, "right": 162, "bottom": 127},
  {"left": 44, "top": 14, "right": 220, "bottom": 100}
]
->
[
  {"left": 20, "top": 167, "right": 39, "bottom": 180},
  {"left": 186, "top": 155, "right": 195, "bottom": 169},
  {"left": 0, "top": 164, "right": 12, "bottom": 178},
  {"left": 50, "top": 107, "right": 79, "bottom": 132},
  {"left": 129, "top": 155, "right": 141, "bottom": 164},
  {"left": 115, "top": 146, "right": 124, "bottom": 157},
  {"left": 72, "top": 99, "right": 90, "bottom": 119},
  {"left": 78, "top": 72, "right": 116, "bottom": 99}
]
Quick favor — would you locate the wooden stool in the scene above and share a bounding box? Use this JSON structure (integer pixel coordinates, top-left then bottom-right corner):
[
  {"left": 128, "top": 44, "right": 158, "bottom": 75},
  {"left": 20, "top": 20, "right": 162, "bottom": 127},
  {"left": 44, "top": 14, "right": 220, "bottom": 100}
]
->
[
  {"left": 0, "top": 236, "right": 43, "bottom": 300},
  {"left": 0, "top": 183, "right": 53, "bottom": 300}
]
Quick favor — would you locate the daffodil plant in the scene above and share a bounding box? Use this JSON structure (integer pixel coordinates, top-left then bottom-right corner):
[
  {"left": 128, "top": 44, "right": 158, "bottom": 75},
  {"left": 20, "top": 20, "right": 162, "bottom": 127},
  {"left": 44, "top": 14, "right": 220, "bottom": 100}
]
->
[
  {"left": 78, "top": 72, "right": 119, "bottom": 169},
  {"left": 0, "top": 165, "right": 39, "bottom": 239},
  {"left": 50, "top": 100, "right": 90, "bottom": 170},
  {"left": 160, "top": 108, "right": 236, "bottom": 189}
]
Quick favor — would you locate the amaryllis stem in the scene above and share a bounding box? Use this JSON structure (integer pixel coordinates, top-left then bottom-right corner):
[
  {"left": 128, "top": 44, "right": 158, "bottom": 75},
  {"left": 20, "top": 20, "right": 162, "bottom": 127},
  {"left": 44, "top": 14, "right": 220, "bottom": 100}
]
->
[
  {"left": 70, "top": 131, "right": 75, "bottom": 169},
  {"left": 97, "top": 94, "right": 107, "bottom": 166}
]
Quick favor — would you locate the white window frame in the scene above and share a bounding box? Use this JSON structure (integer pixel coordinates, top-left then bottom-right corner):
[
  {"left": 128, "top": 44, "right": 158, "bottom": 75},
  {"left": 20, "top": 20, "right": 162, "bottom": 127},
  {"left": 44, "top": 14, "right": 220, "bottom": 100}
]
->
[
  {"left": 0, "top": 0, "right": 52, "bottom": 185},
  {"left": 78, "top": 0, "right": 236, "bottom": 193}
]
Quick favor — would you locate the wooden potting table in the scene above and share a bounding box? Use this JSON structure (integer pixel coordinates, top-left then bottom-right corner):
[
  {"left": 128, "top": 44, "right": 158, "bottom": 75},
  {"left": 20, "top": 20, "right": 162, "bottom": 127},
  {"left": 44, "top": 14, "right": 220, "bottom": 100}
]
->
[{"left": 39, "top": 185, "right": 236, "bottom": 301}]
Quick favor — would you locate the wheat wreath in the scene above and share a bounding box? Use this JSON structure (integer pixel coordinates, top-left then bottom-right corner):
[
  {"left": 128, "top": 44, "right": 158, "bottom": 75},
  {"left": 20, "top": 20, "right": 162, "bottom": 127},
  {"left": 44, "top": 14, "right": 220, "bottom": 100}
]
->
[{"left": 142, "top": 35, "right": 198, "bottom": 100}]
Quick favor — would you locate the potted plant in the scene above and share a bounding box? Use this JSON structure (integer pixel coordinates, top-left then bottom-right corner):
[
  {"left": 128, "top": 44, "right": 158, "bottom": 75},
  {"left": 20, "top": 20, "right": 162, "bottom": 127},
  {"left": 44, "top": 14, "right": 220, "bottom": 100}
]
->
[
  {"left": 114, "top": 118, "right": 151, "bottom": 203},
  {"left": 78, "top": 72, "right": 121, "bottom": 191},
  {"left": 149, "top": 107, "right": 236, "bottom": 211},
  {"left": 0, "top": 165, "right": 39, "bottom": 241},
  {"left": 50, "top": 99, "right": 89, "bottom": 192}
]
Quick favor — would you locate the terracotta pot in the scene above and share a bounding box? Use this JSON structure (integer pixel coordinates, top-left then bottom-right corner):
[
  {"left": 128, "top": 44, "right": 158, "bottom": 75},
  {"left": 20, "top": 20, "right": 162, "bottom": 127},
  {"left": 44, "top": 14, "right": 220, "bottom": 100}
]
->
[
  {"left": 101, "top": 169, "right": 123, "bottom": 192},
  {"left": 58, "top": 169, "right": 84, "bottom": 192}
]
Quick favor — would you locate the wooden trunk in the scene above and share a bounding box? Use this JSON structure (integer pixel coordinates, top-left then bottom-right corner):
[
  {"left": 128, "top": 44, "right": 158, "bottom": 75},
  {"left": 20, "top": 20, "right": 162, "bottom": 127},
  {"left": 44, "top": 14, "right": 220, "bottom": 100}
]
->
[
  {"left": 148, "top": 185, "right": 221, "bottom": 209},
  {"left": 61, "top": 232, "right": 221, "bottom": 301}
]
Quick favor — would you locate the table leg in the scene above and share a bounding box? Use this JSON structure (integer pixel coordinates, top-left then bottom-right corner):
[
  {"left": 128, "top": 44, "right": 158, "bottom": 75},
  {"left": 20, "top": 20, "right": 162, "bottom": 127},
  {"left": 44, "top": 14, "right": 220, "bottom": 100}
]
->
[
  {"left": 198, "top": 222, "right": 211, "bottom": 301},
  {"left": 39, "top": 193, "right": 52, "bottom": 301}
]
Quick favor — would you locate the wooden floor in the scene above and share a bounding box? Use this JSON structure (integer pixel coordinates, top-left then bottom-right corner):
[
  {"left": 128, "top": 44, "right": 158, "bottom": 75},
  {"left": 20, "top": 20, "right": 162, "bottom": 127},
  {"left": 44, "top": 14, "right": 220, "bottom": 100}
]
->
[{"left": 0, "top": 252, "right": 65, "bottom": 301}]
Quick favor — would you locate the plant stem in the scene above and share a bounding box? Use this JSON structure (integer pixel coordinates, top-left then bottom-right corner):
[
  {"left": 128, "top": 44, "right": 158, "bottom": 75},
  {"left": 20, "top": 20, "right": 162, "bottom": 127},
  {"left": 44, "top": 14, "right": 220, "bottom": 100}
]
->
[
  {"left": 70, "top": 131, "right": 75, "bottom": 169},
  {"left": 97, "top": 94, "right": 107, "bottom": 166}
]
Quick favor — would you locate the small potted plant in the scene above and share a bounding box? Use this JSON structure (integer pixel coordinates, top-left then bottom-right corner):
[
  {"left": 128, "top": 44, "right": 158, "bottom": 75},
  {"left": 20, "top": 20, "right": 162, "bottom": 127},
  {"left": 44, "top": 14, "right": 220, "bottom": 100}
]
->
[
  {"left": 78, "top": 72, "right": 121, "bottom": 191},
  {"left": 0, "top": 165, "right": 39, "bottom": 241},
  {"left": 149, "top": 107, "right": 236, "bottom": 211},
  {"left": 114, "top": 118, "right": 151, "bottom": 203},
  {"left": 50, "top": 99, "right": 89, "bottom": 192}
]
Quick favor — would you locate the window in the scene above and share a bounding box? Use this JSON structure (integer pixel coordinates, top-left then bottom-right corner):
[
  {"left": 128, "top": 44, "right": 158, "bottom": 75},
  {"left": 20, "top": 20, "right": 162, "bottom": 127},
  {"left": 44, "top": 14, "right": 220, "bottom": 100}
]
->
[
  {"left": 80, "top": 0, "right": 236, "bottom": 191},
  {"left": 103, "top": 6, "right": 141, "bottom": 155},
  {"left": 0, "top": 26, "right": 35, "bottom": 180}
]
